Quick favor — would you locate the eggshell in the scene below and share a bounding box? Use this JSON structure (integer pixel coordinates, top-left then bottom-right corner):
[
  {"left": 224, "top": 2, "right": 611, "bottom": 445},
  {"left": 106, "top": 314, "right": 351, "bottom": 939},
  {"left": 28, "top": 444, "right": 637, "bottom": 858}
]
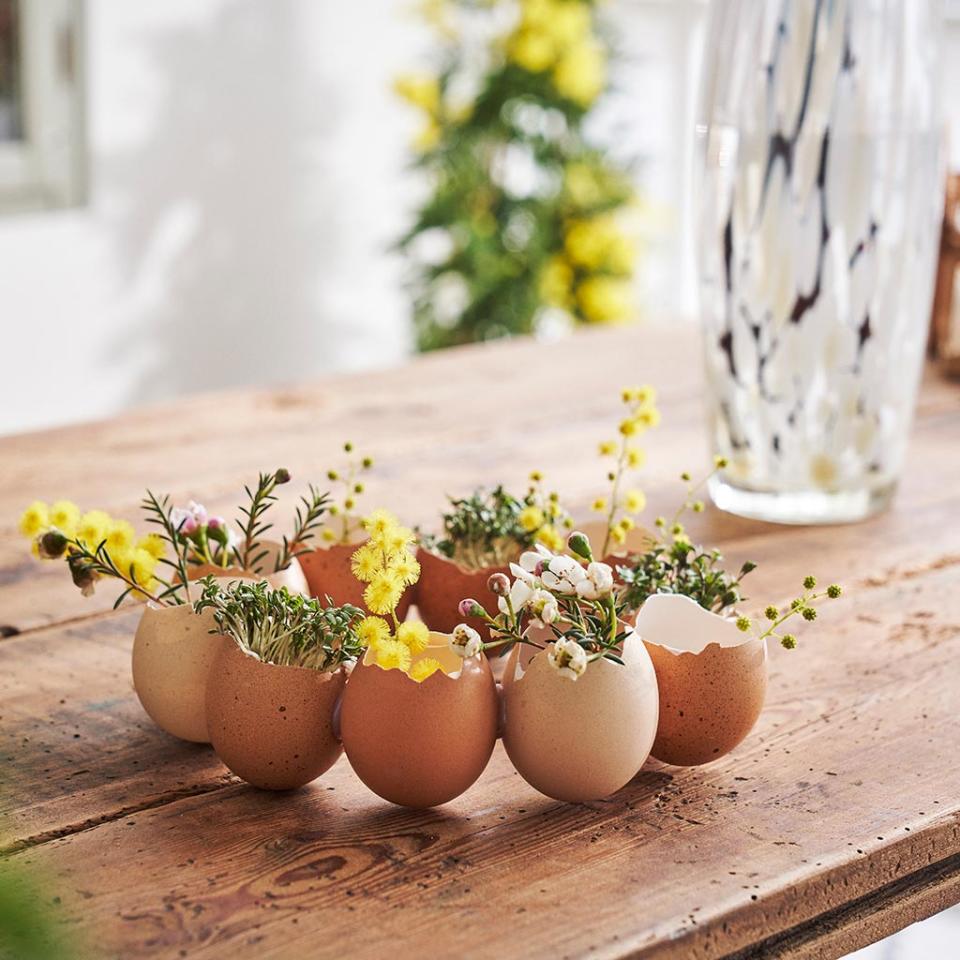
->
[
  {"left": 132, "top": 599, "right": 230, "bottom": 743},
  {"left": 500, "top": 630, "right": 659, "bottom": 802},
  {"left": 414, "top": 547, "right": 508, "bottom": 635},
  {"left": 635, "top": 593, "right": 768, "bottom": 766},
  {"left": 186, "top": 539, "right": 309, "bottom": 595},
  {"left": 339, "top": 635, "right": 498, "bottom": 807},
  {"left": 298, "top": 538, "right": 413, "bottom": 618},
  {"left": 205, "top": 641, "right": 345, "bottom": 790}
]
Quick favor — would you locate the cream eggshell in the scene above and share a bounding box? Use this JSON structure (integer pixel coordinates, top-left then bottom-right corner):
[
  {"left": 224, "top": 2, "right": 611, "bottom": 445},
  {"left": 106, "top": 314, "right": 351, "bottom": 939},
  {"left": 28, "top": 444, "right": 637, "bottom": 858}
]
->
[
  {"left": 132, "top": 598, "right": 230, "bottom": 743},
  {"left": 501, "top": 630, "right": 659, "bottom": 802},
  {"left": 635, "top": 593, "right": 768, "bottom": 766}
]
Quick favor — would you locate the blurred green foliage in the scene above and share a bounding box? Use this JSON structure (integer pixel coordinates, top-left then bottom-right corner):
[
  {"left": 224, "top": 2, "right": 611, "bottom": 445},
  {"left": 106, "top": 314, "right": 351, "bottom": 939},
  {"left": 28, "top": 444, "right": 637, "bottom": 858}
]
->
[{"left": 395, "top": 0, "right": 639, "bottom": 351}]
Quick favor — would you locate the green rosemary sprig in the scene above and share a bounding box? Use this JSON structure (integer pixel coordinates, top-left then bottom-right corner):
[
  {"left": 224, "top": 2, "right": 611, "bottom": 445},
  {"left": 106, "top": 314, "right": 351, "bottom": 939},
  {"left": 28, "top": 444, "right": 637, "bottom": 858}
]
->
[
  {"left": 236, "top": 469, "right": 291, "bottom": 572},
  {"left": 195, "top": 578, "right": 364, "bottom": 670},
  {"left": 276, "top": 485, "right": 330, "bottom": 571},
  {"left": 140, "top": 489, "right": 194, "bottom": 602}
]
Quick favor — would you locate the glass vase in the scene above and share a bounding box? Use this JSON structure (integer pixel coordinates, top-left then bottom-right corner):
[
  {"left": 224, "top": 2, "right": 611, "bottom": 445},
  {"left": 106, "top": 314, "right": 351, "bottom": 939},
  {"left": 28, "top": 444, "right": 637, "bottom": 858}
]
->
[{"left": 696, "top": 0, "right": 944, "bottom": 524}]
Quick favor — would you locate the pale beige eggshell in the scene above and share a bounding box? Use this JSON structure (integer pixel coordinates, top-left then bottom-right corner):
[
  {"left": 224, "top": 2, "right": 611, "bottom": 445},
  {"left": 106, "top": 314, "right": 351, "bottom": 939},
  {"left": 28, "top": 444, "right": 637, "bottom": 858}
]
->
[
  {"left": 635, "top": 593, "right": 768, "bottom": 766},
  {"left": 205, "top": 641, "right": 345, "bottom": 790},
  {"left": 339, "top": 635, "right": 498, "bottom": 807},
  {"left": 298, "top": 537, "right": 413, "bottom": 619},
  {"left": 132, "top": 598, "right": 231, "bottom": 743},
  {"left": 500, "top": 630, "right": 659, "bottom": 802}
]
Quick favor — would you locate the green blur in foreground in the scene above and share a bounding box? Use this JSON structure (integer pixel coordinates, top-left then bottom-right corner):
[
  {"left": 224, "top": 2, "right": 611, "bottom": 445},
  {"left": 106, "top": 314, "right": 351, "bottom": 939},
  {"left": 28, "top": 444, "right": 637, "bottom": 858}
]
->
[{"left": 0, "top": 862, "right": 74, "bottom": 960}]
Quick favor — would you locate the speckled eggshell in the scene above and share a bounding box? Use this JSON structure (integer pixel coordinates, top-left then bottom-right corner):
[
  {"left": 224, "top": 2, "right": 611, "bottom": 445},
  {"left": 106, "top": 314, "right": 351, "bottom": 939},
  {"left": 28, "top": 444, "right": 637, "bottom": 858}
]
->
[
  {"left": 635, "top": 593, "right": 768, "bottom": 766},
  {"left": 187, "top": 539, "right": 309, "bottom": 595},
  {"left": 298, "top": 538, "right": 413, "bottom": 619},
  {"left": 339, "top": 636, "right": 498, "bottom": 807},
  {"left": 500, "top": 630, "right": 659, "bottom": 802},
  {"left": 205, "top": 641, "right": 346, "bottom": 790},
  {"left": 132, "top": 599, "right": 230, "bottom": 743},
  {"left": 414, "top": 547, "right": 508, "bottom": 636}
]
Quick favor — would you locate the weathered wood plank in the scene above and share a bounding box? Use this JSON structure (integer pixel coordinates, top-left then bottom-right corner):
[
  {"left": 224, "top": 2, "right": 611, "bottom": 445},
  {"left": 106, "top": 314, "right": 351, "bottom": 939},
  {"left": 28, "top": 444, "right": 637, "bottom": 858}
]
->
[{"left": 4, "top": 558, "right": 959, "bottom": 959}]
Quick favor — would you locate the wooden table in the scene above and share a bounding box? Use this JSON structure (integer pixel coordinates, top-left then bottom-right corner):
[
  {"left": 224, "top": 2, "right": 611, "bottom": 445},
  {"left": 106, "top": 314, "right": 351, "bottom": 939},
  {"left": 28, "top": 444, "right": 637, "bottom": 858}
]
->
[{"left": 2, "top": 325, "right": 959, "bottom": 960}]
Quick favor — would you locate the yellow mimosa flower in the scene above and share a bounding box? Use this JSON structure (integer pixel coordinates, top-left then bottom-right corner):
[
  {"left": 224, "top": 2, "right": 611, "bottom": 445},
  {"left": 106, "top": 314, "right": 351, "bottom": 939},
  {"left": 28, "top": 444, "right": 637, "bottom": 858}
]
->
[
  {"left": 351, "top": 542, "right": 383, "bottom": 583},
  {"left": 592, "top": 497, "right": 607, "bottom": 512},
  {"left": 49, "top": 500, "right": 81, "bottom": 538},
  {"left": 507, "top": 29, "right": 556, "bottom": 72},
  {"left": 397, "top": 621, "right": 431, "bottom": 654},
  {"left": 553, "top": 39, "right": 606, "bottom": 107},
  {"left": 545, "top": 3, "right": 591, "bottom": 52},
  {"left": 619, "top": 516, "right": 635, "bottom": 531},
  {"left": 18, "top": 501, "right": 49, "bottom": 538},
  {"left": 77, "top": 510, "right": 112, "bottom": 548},
  {"left": 636, "top": 406, "right": 661, "bottom": 428},
  {"left": 393, "top": 73, "right": 441, "bottom": 114},
  {"left": 364, "top": 571, "right": 405, "bottom": 616},
  {"left": 578, "top": 276, "right": 632, "bottom": 325},
  {"left": 392, "top": 551, "right": 421, "bottom": 587},
  {"left": 625, "top": 489, "right": 646, "bottom": 514},
  {"left": 375, "top": 638, "right": 412, "bottom": 672},
  {"left": 409, "top": 657, "right": 443, "bottom": 682},
  {"left": 626, "top": 447, "right": 646, "bottom": 469},
  {"left": 609, "top": 525, "right": 627, "bottom": 545},
  {"left": 538, "top": 255, "right": 574, "bottom": 307},
  {"left": 106, "top": 520, "right": 136, "bottom": 555},
  {"left": 618, "top": 418, "right": 637, "bottom": 437},
  {"left": 598, "top": 440, "right": 617, "bottom": 456},
  {"left": 358, "top": 616, "right": 391, "bottom": 650},
  {"left": 137, "top": 533, "right": 166, "bottom": 561},
  {"left": 536, "top": 524, "right": 564, "bottom": 551},
  {"left": 518, "top": 505, "right": 545, "bottom": 533}
]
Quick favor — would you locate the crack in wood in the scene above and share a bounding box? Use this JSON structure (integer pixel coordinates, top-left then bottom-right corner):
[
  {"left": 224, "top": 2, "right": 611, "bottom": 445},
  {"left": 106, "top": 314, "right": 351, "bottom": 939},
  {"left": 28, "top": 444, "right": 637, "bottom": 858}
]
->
[{"left": 0, "top": 774, "right": 240, "bottom": 857}]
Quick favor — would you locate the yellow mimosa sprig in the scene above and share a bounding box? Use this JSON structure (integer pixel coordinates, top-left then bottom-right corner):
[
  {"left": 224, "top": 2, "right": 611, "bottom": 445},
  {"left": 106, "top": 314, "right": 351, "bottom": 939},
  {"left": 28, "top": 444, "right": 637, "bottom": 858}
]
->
[
  {"left": 594, "top": 385, "right": 660, "bottom": 556},
  {"left": 351, "top": 510, "right": 440, "bottom": 683},
  {"left": 322, "top": 442, "right": 374, "bottom": 545}
]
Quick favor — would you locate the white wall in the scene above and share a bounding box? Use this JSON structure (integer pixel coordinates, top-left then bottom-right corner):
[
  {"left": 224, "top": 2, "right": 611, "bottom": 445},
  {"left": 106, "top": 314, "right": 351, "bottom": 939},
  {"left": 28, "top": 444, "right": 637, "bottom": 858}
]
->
[{"left": 0, "top": 0, "right": 426, "bottom": 435}]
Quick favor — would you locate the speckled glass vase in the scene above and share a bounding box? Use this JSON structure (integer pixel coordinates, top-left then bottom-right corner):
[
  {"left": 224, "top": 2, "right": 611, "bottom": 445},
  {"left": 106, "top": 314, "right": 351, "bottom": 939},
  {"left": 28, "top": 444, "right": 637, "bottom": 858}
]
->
[{"left": 696, "top": 0, "right": 944, "bottom": 524}]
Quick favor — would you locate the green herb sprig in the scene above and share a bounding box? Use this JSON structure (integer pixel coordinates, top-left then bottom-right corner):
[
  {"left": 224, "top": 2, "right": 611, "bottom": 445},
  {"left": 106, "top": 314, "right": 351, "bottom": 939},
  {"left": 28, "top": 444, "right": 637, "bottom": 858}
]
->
[
  {"left": 236, "top": 469, "right": 291, "bottom": 572},
  {"left": 736, "top": 577, "right": 842, "bottom": 649}
]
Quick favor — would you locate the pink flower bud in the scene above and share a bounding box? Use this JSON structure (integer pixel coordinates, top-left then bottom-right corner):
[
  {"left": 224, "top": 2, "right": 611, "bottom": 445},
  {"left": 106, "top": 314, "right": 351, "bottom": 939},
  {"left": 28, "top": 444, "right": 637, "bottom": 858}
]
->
[
  {"left": 458, "top": 598, "right": 481, "bottom": 618},
  {"left": 487, "top": 573, "right": 510, "bottom": 596},
  {"left": 534, "top": 560, "right": 546, "bottom": 577},
  {"left": 207, "top": 516, "right": 225, "bottom": 530}
]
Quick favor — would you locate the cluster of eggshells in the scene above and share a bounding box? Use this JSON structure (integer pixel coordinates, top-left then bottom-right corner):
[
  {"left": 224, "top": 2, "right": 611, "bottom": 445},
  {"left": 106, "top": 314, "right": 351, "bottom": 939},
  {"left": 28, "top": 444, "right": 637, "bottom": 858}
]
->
[{"left": 131, "top": 539, "right": 768, "bottom": 807}]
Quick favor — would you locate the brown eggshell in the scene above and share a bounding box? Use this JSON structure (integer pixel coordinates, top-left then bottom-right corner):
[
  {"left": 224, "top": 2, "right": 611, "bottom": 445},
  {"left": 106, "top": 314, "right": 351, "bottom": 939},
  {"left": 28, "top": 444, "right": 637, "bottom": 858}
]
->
[
  {"left": 186, "top": 539, "right": 309, "bottom": 595},
  {"left": 298, "top": 538, "right": 413, "bottom": 618},
  {"left": 339, "top": 636, "right": 498, "bottom": 807},
  {"left": 500, "top": 631, "right": 659, "bottom": 802},
  {"left": 414, "top": 547, "right": 508, "bottom": 635},
  {"left": 132, "top": 599, "right": 231, "bottom": 743},
  {"left": 634, "top": 593, "right": 768, "bottom": 766},
  {"left": 206, "top": 641, "right": 345, "bottom": 790}
]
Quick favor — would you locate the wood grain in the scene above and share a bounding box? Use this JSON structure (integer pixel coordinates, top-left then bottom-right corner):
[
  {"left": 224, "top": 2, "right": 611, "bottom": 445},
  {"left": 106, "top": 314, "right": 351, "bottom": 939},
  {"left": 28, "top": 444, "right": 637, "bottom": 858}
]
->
[{"left": 2, "top": 325, "right": 959, "bottom": 959}]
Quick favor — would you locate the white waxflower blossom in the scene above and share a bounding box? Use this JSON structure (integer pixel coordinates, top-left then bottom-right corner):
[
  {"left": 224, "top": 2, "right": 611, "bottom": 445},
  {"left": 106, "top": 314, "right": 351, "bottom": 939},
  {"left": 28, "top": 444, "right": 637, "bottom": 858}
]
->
[
  {"left": 450, "top": 623, "right": 482, "bottom": 659},
  {"left": 528, "top": 588, "right": 560, "bottom": 626},
  {"left": 540, "top": 555, "right": 587, "bottom": 595},
  {"left": 498, "top": 577, "right": 533, "bottom": 616},
  {"left": 576, "top": 561, "right": 615, "bottom": 600},
  {"left": 518, "top": 544, "right": 553, "bottom": 576},
  {"left": 547, "top": 637, "right": 588, "bottom": 681}
]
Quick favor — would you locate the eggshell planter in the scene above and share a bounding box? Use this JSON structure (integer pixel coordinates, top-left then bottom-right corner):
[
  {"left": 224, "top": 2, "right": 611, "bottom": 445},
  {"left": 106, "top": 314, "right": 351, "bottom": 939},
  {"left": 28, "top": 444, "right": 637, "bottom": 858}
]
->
[
  {"left": 132, "top": 600, "right": 230, "bottom": 743},
  {"left": 414, "top": 547, "right": 509, "bottom": 635},
  {"left": 298, "top": 538, "right": 413, "bottom": 618},
  {"left": 500, "top": 629, "right": 660, "bottom": 802},
  {"left": 185, "top": 539, "right": 309, "bottom": 595},
  {"left": 635, "top": 594, "right": 768, "bottom": 766},
  {"left": 339, "top": 635, "right": 499, "bottom": 807},
  {"left": 205, "top": 641, "right": 346, "bottom": 790}
]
